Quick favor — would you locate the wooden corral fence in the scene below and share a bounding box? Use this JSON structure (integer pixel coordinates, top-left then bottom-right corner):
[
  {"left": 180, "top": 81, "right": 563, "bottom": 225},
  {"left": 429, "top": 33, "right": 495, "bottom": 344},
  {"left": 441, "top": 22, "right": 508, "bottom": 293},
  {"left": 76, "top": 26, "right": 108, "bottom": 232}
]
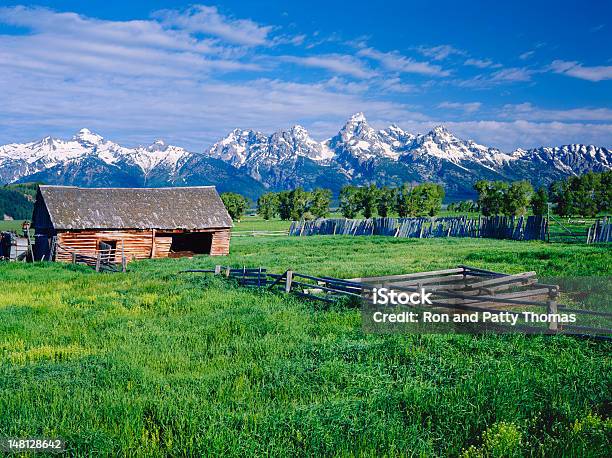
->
[
  {"left": 55, "top": 242, "right": 127, "bottom": 272},
  {"left": 0, "top": 232, "right": 31, "bottom": 261},
  {"left": 181, "top": 264, "right": 611, "bottom": 339},
  {"left": 289, "top": 216, "right": 548, "bottom": 241},
  {"left": 232, "top": 230, "right": 288, "bottom": 237},
  {"left": 587, "top": 217, "right": 612, "bottom": 243}
]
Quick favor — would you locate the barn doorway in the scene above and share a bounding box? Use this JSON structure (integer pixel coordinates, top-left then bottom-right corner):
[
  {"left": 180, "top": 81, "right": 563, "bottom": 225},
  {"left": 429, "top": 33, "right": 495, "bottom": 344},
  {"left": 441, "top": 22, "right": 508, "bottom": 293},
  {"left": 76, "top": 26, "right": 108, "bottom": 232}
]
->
[
  {"left": 168, "top": 232, "right": 212, "bottom": 257},
  {"left": 99, "top": 240, "right": 117, "bottom": 262}
]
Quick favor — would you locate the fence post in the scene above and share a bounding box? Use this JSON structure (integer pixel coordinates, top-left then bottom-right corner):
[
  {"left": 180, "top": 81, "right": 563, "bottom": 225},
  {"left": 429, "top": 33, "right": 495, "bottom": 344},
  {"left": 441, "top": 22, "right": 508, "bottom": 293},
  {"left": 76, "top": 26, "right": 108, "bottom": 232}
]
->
[
  {"left": 72, "top": 252, "right": 76, "bottom": 264},
  {"left": 546, "top": 289, "right": 559, "bottom": 332},
  {"left": 95, "top": 253, "right": 101, "bottom": 272},
  {"left": 285, "top": 270, "right": 293, "bottom": 293},
  {"left": 225, "top": 267, "right": 231, "bottom": 278},
  {"left": 214, "top": 265, "right": 221, "bottom": 275},
  {"left": 122, "top": 256, "right": 127, "bottom": 273},
  {"left": 49, "top": 236, "right": 56, "bottom": 262}
]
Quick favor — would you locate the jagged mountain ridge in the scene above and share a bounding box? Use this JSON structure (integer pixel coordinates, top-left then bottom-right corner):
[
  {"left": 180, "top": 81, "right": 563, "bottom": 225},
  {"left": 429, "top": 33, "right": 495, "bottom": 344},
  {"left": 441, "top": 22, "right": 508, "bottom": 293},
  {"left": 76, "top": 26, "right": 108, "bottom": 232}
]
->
[
  {"left": 206, "top": 113, "right": 611, "bottom": 197},
  {"left": 0, "top": 128, "right": 265, "bottom": 200},
  {"left": 1, "top": 115, "right": 610, "bottom": 199}
]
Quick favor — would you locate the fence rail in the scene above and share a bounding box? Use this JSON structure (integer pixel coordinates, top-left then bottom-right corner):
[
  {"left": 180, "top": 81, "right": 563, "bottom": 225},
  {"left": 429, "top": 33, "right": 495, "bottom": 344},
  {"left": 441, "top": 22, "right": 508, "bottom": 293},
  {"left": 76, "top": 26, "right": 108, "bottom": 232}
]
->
[
  {"left": 289, "top": 216, "right": 548, "bottom": 241},
  {"left": 180, "top": 264, "right": 611, "bottom": 339},
  {"left": 55, "top": 243, "right": 126, "bottom": 272}
]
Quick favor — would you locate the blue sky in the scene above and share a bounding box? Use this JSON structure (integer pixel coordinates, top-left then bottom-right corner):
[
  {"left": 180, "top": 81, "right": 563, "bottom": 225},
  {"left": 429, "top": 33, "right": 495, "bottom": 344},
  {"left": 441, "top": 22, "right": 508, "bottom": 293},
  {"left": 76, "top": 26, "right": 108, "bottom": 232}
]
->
[{"left": 0, "top": 0, "right": 610, "bottom": 151}]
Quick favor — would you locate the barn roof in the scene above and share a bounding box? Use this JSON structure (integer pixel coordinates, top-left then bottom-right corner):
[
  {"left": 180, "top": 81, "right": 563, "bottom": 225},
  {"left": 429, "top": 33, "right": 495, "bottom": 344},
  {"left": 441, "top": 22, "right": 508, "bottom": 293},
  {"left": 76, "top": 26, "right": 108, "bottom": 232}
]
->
[{"left": 36, "top": 186, "right": 233, "bottom": 230}]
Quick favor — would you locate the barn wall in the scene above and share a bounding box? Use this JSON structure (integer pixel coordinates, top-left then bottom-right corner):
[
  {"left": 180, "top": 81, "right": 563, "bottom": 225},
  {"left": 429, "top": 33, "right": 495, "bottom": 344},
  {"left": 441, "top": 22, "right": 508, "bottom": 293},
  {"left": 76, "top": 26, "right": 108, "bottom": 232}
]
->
[
  {"left": 56, "top": 230, "right": 154, "bottom": 262},
  {"left": 55, "top": 228, "right": 231, "bottom": 261},
  {"left": 32, "top": 190, "right": 56, "bottom": 261},
  {"left": 211, "top": 229, "right": 231, "bottom": 256}
]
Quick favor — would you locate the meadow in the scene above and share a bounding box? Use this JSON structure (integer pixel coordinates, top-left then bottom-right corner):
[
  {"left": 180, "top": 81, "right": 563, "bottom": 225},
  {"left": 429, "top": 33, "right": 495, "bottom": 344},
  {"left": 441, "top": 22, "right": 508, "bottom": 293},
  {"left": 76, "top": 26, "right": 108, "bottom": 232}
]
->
[{"left": 0, "top": 227, "right": 610, "bottom": 456}]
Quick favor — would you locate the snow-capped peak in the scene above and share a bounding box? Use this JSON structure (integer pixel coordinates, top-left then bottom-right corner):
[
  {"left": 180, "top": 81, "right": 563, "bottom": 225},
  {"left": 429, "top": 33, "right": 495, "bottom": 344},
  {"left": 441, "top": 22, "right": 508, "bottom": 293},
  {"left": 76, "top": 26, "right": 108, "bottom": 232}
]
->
[
  {"left": 431, "top": 125, "right": 450, "bottom": 135},
  {"left": 147, "top": 139, "right": 167, "bottom": 152},
  {"left": 348, "top": 112, "right": 367, "bottom": 123},
  {"left": 73, "top": 128, "right": 103, "bottom": 145}
]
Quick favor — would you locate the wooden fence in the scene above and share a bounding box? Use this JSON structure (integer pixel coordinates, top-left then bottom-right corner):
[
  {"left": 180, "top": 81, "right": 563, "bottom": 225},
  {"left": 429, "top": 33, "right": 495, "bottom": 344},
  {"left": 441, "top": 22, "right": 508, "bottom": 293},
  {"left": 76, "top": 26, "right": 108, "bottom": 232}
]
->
[
  {"left": 55, "top": 243, "right": 127, "bottom": 272},
  {"left": 289, "top": 216, "right": 548, "bottom": 241},
  {"left": 180, "top": 264, "right": 611, "bottom": 339},
  {"left": 0, "top": 232, "right": 30, "bottom": 261},
  {"left": 232, "top": 230, "right": 288, "bottom": 237},
  {"left": 587, "top": 217, "right": 612, "bottom": 243}
]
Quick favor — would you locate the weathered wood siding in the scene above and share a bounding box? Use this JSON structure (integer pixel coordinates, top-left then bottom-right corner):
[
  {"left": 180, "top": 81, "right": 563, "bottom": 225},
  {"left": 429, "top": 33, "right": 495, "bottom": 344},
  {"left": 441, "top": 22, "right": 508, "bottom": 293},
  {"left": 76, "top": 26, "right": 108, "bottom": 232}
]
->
[
  {"left": 55, "top": 228, "right": 230, "bottom": 261},
  {"left": 56, "top": 230, "right": 154, "bottom": 262},
  {"left": 211, "top": 229, "right": 230, "bottom": 256}
]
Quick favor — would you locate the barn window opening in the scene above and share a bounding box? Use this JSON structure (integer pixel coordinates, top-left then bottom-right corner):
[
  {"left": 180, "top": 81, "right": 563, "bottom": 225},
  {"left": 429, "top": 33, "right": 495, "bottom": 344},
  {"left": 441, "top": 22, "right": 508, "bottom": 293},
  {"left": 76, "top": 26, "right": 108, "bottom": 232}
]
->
[{"left": 168, "top": 232, "right": 213, "bottom": 257}]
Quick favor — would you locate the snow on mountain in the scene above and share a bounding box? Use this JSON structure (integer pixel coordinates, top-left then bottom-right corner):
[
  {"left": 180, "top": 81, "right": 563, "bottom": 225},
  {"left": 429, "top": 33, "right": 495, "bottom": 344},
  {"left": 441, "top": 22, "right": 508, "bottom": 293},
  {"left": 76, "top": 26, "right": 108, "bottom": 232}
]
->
[
  {"left": 326, "top": 112, "right": 402, "bottom": 161},
  {"left": 0, "top": 129, "right": 191, "bottom": 181},
  {"left": 0, "top": 115, "right": 610, "bottom": 199},
  {"left": 74, "top": 128, "right": 104, "bottom": 145},
  {"left": 209, "top": 124, "right": 332, "bottom": 166},
  {"left": 398, "top": 125, "right": 515, "bottom": 171},
  {"left": 512, "top": 144, "right": 611, "bottom": 173}
]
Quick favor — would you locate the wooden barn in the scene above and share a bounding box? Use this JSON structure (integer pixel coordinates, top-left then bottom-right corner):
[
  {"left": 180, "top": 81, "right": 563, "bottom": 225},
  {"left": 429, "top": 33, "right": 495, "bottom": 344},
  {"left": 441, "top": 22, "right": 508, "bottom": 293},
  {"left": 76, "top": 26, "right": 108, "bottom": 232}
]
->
[{"left": 32, "top": 186, "right": 232, "bottom": 262}]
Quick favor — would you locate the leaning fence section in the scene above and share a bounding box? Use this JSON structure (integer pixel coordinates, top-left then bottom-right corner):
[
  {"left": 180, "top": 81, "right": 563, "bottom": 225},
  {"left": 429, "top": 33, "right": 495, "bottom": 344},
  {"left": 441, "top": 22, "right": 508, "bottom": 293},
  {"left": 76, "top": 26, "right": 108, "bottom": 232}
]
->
[
  {"left": 180, "top": 264, "right": 611, "bottom": 339},
  {"left": 55, "top": 243, "right": 127, "bottom": 272},
  {"left": 587, "top": 217, "right": 612, "bottom": 244},
  {"left": 289, "top": 216, "right": 547, "bottom": 241}
]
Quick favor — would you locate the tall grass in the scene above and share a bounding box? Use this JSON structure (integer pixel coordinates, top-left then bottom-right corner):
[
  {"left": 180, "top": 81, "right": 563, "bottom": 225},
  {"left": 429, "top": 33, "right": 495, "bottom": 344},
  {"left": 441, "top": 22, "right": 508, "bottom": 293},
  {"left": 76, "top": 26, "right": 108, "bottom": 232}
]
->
[{"left": 0, "top": 237, "right": 610, "bottom": 456}]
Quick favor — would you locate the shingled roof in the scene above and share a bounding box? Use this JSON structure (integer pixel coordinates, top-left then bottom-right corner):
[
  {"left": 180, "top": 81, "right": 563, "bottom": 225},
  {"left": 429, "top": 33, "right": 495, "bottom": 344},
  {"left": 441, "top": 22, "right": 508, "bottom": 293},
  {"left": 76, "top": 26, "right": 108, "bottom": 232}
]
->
[{"left": 36, "top": 186, "right": 233, "bottom": 230}]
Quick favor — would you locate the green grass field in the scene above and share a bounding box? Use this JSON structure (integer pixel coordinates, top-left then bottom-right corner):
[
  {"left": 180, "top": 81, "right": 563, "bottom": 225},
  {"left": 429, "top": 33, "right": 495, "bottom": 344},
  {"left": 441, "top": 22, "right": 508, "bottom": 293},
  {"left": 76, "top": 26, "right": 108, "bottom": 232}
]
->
[
  {"left": 1, "top": 235, "right": 610, "bottom": 456},
  {"left": 0, "top": 219, "right": 25, "bottom": 232}
]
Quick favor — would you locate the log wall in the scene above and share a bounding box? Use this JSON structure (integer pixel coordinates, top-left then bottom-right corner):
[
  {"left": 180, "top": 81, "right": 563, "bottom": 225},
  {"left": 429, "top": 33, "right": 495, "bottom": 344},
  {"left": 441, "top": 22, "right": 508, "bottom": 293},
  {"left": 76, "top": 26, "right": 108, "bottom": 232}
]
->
[
  {"left": 55, "top": 228, "right": 230, "bottom": 261},
  {"left": 211, "top": 229, "right": 231, "bottom": 256}
]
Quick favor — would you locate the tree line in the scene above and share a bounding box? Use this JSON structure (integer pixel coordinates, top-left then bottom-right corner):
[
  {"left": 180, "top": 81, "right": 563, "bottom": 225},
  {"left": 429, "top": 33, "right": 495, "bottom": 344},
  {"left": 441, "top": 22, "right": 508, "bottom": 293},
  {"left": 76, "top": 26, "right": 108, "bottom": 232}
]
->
[
  {"left": 221, "top": 188, "right": 333, "bottom": 221},
  {"left": 221, "top": 182, "right": 445, "bottom": 221},
  {"left": 220, "top": 170, "right": 610, "bottom": 222},
  {"left": 257, "top": 183, "right": 444, "bottom": 220},
  {"left": 473, "top": 171, "right": 610, "bottom": 217},
  {"left": 549, "top": 171, "right": 610, "bottom": 217},
  {"left": 339, "top": 183, "right": 445, "bottom": 219}
]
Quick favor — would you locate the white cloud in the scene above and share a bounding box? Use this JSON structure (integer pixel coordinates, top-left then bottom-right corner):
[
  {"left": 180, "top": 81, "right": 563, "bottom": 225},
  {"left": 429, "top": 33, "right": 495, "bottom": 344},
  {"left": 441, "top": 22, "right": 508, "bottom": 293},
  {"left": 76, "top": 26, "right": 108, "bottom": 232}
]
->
[
  {"left": 357, "top": 48, "right": 450, "bottom": 76},
  {"left": 153, "top": 5, "right": 272, "bottom": 46},
  {"left": 417, "top": 44, "right": 466, "bottom": 60},
  {"left": 280, "top": 54, "right": 376, "bottom": 79},
  {"left": 0, "top": 6, "right": 610, "bottom": 153},
  {"left": 464, "top": 58, "right": 502, "bottom": 69},
  {"left": 442, "top": 120, "right": 612, "bottom": 150},
  {"left": 378, "top": 77, "right": 416, "bottom": 93},
  {"left": 397, "top": 119, "right": 612, "bottom": 151},
  {"left": 457, "top": 67, "right": 534, "bottom": 88},
  {"left": 549, "top": 60, "right": 612, "bottom": 82},
  {"left": 438, "top": 101, "right": 482, "bottom": 113},
  {"left": 501, "top": 103, "right": 612, "bottom": 122},
  {"left": 519, "top": 50, "right": 535, "bottom": 60},
  {"left": 490, "top": 67, "right": 533, "bottom": 82}
]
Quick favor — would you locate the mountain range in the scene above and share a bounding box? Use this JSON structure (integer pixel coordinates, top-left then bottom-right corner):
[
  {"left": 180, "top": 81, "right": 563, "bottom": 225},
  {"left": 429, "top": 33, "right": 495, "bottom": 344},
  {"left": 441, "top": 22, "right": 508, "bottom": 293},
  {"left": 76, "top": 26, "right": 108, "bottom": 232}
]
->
[{"left": 1, "top": 113, "right": 610, "bottom": 200}]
